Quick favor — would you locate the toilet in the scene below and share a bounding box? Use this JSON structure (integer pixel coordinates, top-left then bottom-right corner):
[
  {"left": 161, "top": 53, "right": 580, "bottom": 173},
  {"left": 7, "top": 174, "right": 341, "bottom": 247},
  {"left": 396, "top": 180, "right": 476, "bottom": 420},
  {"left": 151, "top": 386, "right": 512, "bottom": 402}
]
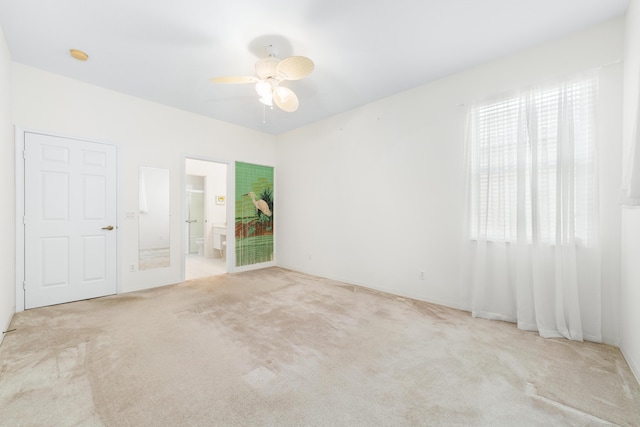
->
[{"left": 195, "top": 238, "right": 205, "bottom": 256}]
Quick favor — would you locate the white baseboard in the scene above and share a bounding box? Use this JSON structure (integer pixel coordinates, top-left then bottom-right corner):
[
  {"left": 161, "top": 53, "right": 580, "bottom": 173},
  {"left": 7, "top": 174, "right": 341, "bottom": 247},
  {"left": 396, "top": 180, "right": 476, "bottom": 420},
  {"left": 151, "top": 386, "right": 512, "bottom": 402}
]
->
[
  {"left": 276, "top": 264, "right": 466, "bottom": 313},
  {"left": 620, "top": 345, "right": 640, "bottom": 386},
  {"left": 0, "top": 309, "right": 15, "bottom": 348}
]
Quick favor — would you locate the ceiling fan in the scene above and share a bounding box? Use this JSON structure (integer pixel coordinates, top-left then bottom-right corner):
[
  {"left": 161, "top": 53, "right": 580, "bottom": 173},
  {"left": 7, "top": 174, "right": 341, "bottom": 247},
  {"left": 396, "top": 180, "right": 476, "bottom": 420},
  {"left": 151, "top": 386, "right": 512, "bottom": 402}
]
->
[{"left": 210, "top": 45, "right": 314, "bottom": 113}]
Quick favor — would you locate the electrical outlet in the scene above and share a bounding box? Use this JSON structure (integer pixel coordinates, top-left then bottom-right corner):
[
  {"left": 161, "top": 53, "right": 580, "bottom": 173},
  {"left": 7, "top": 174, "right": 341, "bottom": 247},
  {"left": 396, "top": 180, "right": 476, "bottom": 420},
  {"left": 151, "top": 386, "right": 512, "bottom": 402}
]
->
[
  {"left": 129, "top": 264, "right": 136, "bottom": 272},
  {"left": 420, "top": 270, "right": 425, "bottom": 280},
  {"left": 125, "top": 211, "right": 136, "bottom": 220}
]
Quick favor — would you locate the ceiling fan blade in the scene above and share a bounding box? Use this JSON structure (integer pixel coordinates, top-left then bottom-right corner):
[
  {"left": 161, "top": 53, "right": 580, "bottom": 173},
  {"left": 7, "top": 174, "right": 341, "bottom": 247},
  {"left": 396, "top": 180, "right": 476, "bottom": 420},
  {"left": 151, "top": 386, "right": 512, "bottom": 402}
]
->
[
  {"left": 277, "top": 56, "right": 314, "bottom": 81},
  {"left": 210, "top": 76, "right": 258, "bottom": 84},
  {"left": 273, "top": 87, "right": 299, "bottom": 112}
]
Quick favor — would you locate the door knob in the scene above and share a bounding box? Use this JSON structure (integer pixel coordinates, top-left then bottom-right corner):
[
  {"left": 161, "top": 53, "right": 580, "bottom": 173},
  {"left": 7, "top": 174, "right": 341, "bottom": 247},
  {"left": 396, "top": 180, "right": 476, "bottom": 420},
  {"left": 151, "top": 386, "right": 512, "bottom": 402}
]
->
[{"left": 102, "top": 225, "right": 114, "bottom": 231}]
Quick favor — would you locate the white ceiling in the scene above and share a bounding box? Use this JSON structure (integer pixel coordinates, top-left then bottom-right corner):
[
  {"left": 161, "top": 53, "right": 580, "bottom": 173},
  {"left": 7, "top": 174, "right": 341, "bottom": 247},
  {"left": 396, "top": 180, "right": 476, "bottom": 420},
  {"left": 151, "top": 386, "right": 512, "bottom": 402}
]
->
[{"left": 0, "top": 0, "right": 629, "bottom": 135}]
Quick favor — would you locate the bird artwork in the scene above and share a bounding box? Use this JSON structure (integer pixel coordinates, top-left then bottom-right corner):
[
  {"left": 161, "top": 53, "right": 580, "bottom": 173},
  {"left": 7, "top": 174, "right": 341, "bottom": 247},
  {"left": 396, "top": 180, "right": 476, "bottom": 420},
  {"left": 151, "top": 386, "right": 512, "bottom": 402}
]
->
[{"left": 245, "top": 191, "right": 272, "bottom": 218}]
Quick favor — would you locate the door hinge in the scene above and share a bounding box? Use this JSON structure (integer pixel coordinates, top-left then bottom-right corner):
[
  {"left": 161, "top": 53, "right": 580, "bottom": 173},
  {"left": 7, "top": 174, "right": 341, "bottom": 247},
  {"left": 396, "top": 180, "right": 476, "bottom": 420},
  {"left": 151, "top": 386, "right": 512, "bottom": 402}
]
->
[
  {"left": 23, "top": 215, "right": 26, "bottom": 225},
  {"left": 22, "top": 281, "right": 26, "bottom": 290},
  {"left": 23, "top": 150, "right": 26, "bottom": 159}
]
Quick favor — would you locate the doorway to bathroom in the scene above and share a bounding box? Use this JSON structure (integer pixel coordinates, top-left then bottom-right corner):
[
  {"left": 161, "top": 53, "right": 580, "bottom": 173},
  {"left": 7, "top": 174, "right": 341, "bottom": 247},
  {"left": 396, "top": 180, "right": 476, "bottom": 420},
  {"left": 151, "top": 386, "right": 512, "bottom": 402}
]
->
[{"left": 184, "top": 158, "right": 228, "bottom": 280}]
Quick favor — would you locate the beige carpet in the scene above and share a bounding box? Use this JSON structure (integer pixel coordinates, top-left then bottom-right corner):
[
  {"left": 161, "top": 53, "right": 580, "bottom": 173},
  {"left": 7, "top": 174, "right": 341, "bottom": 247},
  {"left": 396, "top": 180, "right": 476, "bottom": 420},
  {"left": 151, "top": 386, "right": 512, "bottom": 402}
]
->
[{"left": 1, "top": 267, "right": 638, "bottom": 426}]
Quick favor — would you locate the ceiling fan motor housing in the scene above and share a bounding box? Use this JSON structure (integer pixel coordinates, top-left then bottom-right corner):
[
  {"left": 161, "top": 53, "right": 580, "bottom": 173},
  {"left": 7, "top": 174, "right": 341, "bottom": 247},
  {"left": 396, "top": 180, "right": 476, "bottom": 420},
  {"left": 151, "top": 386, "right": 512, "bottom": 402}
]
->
[{"left": 255, "top": 57, "right": 279, "bottom": 79}]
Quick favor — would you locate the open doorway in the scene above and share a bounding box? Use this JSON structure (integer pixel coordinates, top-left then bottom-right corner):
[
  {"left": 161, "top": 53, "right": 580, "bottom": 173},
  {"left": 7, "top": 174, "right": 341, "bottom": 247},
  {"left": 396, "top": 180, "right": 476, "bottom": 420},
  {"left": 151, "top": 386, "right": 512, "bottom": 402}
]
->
[{"left": 184, "top": 158, "right": 228, "bottom": 280}]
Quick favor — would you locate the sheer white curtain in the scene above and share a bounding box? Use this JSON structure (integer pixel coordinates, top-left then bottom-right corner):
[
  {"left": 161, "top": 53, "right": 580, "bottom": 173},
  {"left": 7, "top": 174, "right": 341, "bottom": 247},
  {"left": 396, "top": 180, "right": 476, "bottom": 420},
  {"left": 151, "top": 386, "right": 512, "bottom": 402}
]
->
[{"left": 465, "top": 73, "right": 601, "bottom": 342}]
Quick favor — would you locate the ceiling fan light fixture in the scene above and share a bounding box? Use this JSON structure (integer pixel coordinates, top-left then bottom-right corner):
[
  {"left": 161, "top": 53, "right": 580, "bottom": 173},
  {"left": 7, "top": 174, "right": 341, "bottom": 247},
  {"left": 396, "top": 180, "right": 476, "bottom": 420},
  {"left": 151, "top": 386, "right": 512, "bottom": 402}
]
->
[
  {"left": 259, "top": 94, "right": 273, "bottom": 106},
  {"left": 255, "top": 79, "right": 272, "bottom": 97}
]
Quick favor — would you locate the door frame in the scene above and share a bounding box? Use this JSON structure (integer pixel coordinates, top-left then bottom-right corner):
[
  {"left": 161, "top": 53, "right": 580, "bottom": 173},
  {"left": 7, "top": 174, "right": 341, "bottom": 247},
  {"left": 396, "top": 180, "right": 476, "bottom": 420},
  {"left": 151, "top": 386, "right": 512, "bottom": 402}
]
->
[
  {"left": 15, "top": 127, "right": 121, "bottom": 312},
  {"left": 181, "top": 154, "right": 233, "bottom": 281},
  {"left": 185, "top": 176, "right": 206, "bottom": 255}
]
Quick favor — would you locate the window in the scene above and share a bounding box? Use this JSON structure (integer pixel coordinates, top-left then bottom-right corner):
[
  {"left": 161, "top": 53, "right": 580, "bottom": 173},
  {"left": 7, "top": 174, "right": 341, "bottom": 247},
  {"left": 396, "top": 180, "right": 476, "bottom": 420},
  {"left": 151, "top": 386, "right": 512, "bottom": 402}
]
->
[{"left": 468, "top": 75, "right": 597, "bottom": 245}]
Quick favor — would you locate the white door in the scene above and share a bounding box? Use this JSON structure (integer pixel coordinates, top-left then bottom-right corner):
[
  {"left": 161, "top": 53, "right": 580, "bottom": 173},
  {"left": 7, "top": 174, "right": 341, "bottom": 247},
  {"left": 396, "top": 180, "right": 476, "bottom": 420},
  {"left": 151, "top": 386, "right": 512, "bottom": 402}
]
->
[{"left": 24, "top": 132, "right": 117, "bottom": 309}]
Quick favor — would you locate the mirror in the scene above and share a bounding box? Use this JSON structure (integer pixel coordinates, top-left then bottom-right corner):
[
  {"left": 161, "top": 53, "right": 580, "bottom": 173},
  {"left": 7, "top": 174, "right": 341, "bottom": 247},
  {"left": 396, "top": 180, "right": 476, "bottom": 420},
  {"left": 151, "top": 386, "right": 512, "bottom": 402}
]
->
[{"left": 139, "top": 167, "right": 170, "bottom": 270}]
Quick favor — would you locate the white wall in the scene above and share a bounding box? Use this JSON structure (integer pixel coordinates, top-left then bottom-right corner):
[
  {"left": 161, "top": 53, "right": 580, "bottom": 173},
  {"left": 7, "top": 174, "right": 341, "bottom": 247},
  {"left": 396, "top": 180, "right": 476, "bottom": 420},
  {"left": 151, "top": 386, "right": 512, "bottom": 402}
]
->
[
  {"left": 599, "top": 62, "right": 624, "bottom": 345},
  {"left": 276, "top": 19, "right": 624, "bottom": 344},
  {"left": 12, "top": 63, "right": 276, "bottom": 295},
  {"left": 0, "top": 24, "right": 15, "bottom": 344},
  {"left": 621, "top": 0, "right": 640, "bottom": 383}
]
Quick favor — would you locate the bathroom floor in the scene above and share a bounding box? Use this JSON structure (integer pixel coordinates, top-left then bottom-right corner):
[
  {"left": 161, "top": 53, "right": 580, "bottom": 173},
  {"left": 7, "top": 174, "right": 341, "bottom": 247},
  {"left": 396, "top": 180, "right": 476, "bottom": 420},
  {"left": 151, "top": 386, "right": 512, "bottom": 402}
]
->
[{"left": 185, "top": 254, "right": 226, "bottom": 280}]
